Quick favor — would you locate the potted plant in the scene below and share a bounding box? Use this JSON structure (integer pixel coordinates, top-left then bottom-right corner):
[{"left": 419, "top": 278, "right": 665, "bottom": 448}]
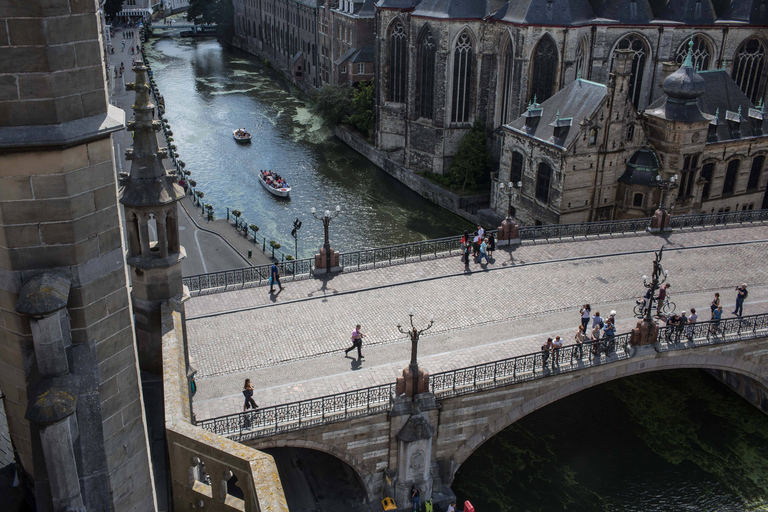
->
[
  {"left": 269, "top": 241, "right": 281, "bottom": 259},
  {"left": 231, "top": 210, "right": 242, "bottom": 227},
  {"left": 188, "top": 179, "right": 196, "bottom": 187}
]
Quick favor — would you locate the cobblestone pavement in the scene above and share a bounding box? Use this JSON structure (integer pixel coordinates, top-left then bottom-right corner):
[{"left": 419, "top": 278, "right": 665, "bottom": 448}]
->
[{"left": 187, "top": 226, "right": 768, "bottom": 419}]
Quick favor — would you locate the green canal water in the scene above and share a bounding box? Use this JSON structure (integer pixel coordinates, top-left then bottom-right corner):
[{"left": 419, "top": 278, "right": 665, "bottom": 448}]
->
[
  {"left": 143, "top": 37, "right": 471, "bottom": 259},
  {"left": 452, "top": 370, "right": 768, "bottom": 511}
]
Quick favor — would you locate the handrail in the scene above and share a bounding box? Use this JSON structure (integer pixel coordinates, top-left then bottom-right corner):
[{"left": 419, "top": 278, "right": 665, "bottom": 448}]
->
[
  {"left": 182, "top": 209, "right": 768, "bottom": 295},
  {"left": 195, "top": 312, "right": 768, "bottom": 440}
]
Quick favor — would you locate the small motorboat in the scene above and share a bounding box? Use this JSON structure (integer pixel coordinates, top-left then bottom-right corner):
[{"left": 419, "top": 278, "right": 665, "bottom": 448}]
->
[
  {"left": 258, "top": 170, "right": 291, "bottom": 197},
  {"left": 233, "top": 128, "right": 252, "bottom": 143}
]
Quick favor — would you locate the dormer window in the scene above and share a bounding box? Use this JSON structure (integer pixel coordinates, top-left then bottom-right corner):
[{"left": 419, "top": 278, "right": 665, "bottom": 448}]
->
[
  {"left": 726, "top": 108, "right": 742, "bottom": 139},
  {"left": 589, "top": 127, "right": 598, "bottom": 146}
]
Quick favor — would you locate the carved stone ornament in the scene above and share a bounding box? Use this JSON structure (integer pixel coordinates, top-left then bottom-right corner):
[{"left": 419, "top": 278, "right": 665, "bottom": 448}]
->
[{"left": 397, "top": 413, "right": 435, "bottom": 442}]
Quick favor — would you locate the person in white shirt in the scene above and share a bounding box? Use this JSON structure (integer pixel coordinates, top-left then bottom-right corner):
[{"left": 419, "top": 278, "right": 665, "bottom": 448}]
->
[
  {"left": 447, "top": 502, "right": 457, "bottom": 512},
  {"left": 477, "top": 225, "right": 484, "bottom": 239}
]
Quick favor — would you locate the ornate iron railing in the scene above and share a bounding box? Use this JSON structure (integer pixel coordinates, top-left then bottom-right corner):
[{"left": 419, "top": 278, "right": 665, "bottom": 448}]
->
[
  {"left": 196, "top": 313, "right": 768, "bottom": 441},
  {"left": 182, "top": 209, "right": 768, "bottom": 294},
  {"left": 196, "top": 383, "right": 396, "bottom": 443}
]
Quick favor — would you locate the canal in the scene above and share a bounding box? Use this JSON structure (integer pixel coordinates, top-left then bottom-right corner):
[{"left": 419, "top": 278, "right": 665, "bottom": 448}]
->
[{"left": 144, "top": 37, "right": 471, "bottom": 259}]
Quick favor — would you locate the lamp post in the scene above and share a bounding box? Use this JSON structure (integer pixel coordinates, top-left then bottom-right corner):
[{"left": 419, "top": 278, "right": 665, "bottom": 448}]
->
[
  {"left": 649, "top": 173, "right": 678, "bottom": 232},
  {"left": 397, "top": 309, "right": 434, "bottom": 399},
  {"left": 311, "top": 205, "right": 341, "bottom": 274},
  {"left": 641, "top": 247, "right": 669, "bottom": 322},
  {"left": 498, "top": 180, "right": 522, "bottom": 219}
]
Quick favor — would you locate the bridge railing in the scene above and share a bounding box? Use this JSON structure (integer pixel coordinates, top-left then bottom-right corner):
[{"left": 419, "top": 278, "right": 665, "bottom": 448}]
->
[
  {"left": 183, "top": 209, "right": 767, "bottom": 295},
  {"left": 195, "top": 382, "right": 396, "bottom": 443},
  {"left": 196, "top": 313, "right": 768, "bottom": 441}
]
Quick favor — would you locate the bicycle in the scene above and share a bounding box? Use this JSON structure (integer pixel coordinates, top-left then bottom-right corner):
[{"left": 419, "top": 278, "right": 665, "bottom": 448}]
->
[{"left": 657, "top": 297, "right": 676, "bottom": 316}]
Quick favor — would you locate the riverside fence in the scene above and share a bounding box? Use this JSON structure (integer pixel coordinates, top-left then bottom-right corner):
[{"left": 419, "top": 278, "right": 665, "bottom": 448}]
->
[
  {"left": 182, "top": 209, "right": 768, "bottom": 296},
  {"left": 196, "top": 312, "right": 768, "bottom": 441}
]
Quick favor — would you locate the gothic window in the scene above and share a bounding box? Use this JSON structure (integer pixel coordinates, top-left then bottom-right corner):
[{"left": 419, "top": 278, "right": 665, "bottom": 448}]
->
[
  {"left": 511, "top": 151, "right": 524, "bottom": 184},
  {"left": 633, "top": 193, "right": 644, "bottom": 207},
  {"left": 678, "top": 155, "right": 699, "bottom": 198},
  {"left": 723, "top": 159, "right": 739, "bottom": 195},
  {"left": 575, "top": 36, "right": 589, "bottom": 80},
  {"left": 535, "top": 162, "right": 552, "bottom": 203},
  {"left": 732, "top": 39, "right": 766, "bottom": 104},
  {"left": 748, "top": 155, "right": 764, "bottom": 190},
  {"left": 701, "top": 162, "right": 715, "bottom": 200},
  {"left": 589, "top": 128, "right": 598, "bottom": 146},
  {"left": 530, "top": 35, "right": 558, "bottom": 103},
  {"left": 416, "top": 29, "right": 436, "bottom": 120},
  {"left": 499, "top": 38, "right": 514, "bottom": 125},
  {"left": 626, "top": 124, "right": 635, "bottom": 142},
  {"left": 388, "top": 21, "right": 407, "bottom": 103},
  {"left": 676, "top": 35, "right": 712, "bottom": 71},
  {"left": 451, "top": 32, "right": 474, "bottom": 124},
  {"left": 614, "top": 35, "right": 648, "bottom": 109}
]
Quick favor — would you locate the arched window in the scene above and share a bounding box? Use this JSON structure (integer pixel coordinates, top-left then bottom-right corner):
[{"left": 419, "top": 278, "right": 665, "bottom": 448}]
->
[
  {"left": 614, "top": 35, "right": 648, "bottom": 109},
  {"left": 388, "top": 21, "right": 407, "bottom": 103},
  {"left": 748, "top": 155, "right": 764, "bottom": 191},
  {"left": 733, "top": 39, "right": 767, "bottom": 104},
  {"left": 723, "top": 159, "right": 739, "bottom": 195},
  {"left": 511, "top": 151, "right": 524, "bottom": 184},
  {"left": 416, "top": 28, "right": 436, "bottom": 120},
  {"left": 701, "top": 162, "right": 715, "bottom": 200},
  {"left": 575, "top": 36, "right": 589, "bottom": 80},
  {"left": 678, "top": 154, "right": 699, "bottom": 198},
  {"left": 535, "top": 162, "right": 552, "bottom": 203},
  {"left": 499, "top": 37, "right": 514, "bottom": 125},
  {"left": 589, "top": 127, "right": 598, "bottom": 146},
  {"left": 676, "top": 35, "right": 712, "bottom": 71},
  {"left": 451, "top": 32, "right": 474, "bottom": 124},
  {"left": 530, "top": 35, "right": 558, "bottom": 103}
]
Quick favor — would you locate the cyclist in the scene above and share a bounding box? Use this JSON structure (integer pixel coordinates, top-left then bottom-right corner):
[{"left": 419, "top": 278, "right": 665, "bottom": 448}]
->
[{"left": 656, "top": 284, "right": 670, "bottom": 314}]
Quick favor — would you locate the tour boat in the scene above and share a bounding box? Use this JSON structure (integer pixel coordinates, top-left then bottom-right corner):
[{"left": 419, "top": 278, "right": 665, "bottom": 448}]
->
[
  {"left": 258, "top": 171, "right": 291, "bottom": 198},
  {"left": 233, "top": 128, "right": 252, "bottom": 143}
]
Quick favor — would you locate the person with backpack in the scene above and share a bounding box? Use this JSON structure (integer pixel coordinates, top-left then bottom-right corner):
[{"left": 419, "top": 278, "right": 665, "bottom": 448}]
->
[{"left": 733, "top": 284, "right": 748, "bottom": 316}]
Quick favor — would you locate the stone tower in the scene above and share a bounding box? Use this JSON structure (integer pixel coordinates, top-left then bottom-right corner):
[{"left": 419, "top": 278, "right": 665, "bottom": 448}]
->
[
  {"left": 120, "top": 61, "right": 186, "bottom": 376},
  {"left": 0, "top": 1, "right": 157, "bottom": 510}
]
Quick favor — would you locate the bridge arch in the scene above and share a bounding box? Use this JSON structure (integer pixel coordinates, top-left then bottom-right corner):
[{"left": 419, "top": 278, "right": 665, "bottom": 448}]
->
[{"left": 446, "top": 353, "right": 768, "bottom": 479}]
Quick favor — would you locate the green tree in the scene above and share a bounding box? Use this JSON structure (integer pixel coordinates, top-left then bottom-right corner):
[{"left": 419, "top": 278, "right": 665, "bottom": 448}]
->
[
  {"left": 346, "top": 81, "right": 375, "bottom": 137},
  {"left": 187, "top": 0, "right": 234, "bottom": 39},
  {"left": 104, "top": 0, "right": 124, "bottom": 20},
  {"left": 313, "top": 85, "right": 352, "bottom": 125},
  {"left": 448, "top": 119, "right": 492, "bottom": 193}
]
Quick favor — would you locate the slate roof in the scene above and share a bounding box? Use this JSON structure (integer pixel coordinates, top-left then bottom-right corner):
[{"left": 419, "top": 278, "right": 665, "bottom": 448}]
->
[
  {"left": 376, "top": 0, "right": 422, "bottom": 9},
  {"left": 718, "top": 0, "right": 768, "bottom": 24},
  {"left": 494, "top": 0, "right": 596, "bottom": 25},
  {"left": 350, "top": 46, "right": 375, "bottom": 63},
  {"left": 334, "top": 47, "right": 357, "bottom": 65},
  {"left": 646, "top": 69, "right": 768, "bottom": 140},
  {"left": 654, "top": 0, "right": 717, "bottom": 24},
  {"left": 618, "top": 149, "right": 661, "bottom": 186},
  {"left": 358, "top": 0, "right": 376, "bottom": 16},
  {"left": 507, "top": 79, "right": 608, "bottom": 149},
  {"left": 589, "top": 0, "right": 654, "bottom": 24},
  {"left": 413, "top": 0, "right": 489, "bottom": 18}
]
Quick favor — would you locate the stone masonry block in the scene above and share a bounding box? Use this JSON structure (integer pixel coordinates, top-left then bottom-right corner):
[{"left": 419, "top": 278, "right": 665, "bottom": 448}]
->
[
  {"left": 0, "top": 75, "right": 18, "bottom": 101},
  {"left": 0, "top": 288, "right": 20, "bottom": 311},
  {"left": 46, "top": 44, "right": 77, "bottom": 71},
  {"left": 99, "top": 375, "right": 120, "bottom": 405},
  {"left": 0, "top": 175, "right": 32, "bottom": 201},
  {"left": 65, "top": 161, "right": 113, "bottom": 198},
  {"left": 104, "top": 288, "right": 129, "bottom": 315},
  {"left": 2, "top": 310, "right": 29, "bottom": 336},
  {"left": 39, "top": 221, "right": 75, "bottom": 245},
  {"left": 9, "top": 243, "right": 76, "bottom": 270},
  {"left": 92, "top": 183, "right": 119, "bottom": 212},
  {"left": 87, "top": 138, "right": 114, "bottom": 167},
  {"left": 74, "top": 41, "right": 101, "bottom": 68},
  {"left": 55, "top": 93, "right": 84, "bottom": 123},
  {"left": 53, "top": 66, "right": 103, "bottom": 99},
  {"left": 1, "top": 143, "right": 88, "bottom": 177},
  {"left": 3, "top": 224, "right": 41, "bottom": 248},
  {"left": 72, "top": 303, "right": 129, "bottom": 344},
  {"left": 80, "top": 88, "right": 107, "bottom": 118},
  {"left": 30, "top": 173, "right": 68, "bottom": 199},
  {"left": 1, "top": 193, "right": 94, "bottom": 224},
  {"left": 73, "top": 235, "right": 100, "bottom": 261},
  {"left": 69, "top": 0, "right": 97, "bottom": 15},
  {"left": 99, "top": 227, "right": 122, "bottom": 255},
  {"left": 68, "top": 297, "right": 108, "bottom": 330},
  {"left": 0, "top": 20, "right": 7, "bottom": 47},
  {"left": 67, "top": 268, "right": 127, "bottom": 308},
  {"left": 7, "top": 18, "right": 45, "bottom": 46},
  {"left": 18, "top": 73, "right": 54, "bottom": 100},
  {"left": 0, "top": 97, "right": 56, "bottom": 126},
  {"left": 43, "top": 14, "right": 98, "bottom": 45},
  {"left": 0, "top": 47, "right": 49, "bottom": 74}
]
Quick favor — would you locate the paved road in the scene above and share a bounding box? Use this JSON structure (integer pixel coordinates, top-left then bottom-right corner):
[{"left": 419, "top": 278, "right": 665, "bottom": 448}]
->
[
  {"left": 108, "top": 29, "right": 251, "bottom": 277},
  {"left": 187, "top": 225, "right": 768, "bottom": 419}
]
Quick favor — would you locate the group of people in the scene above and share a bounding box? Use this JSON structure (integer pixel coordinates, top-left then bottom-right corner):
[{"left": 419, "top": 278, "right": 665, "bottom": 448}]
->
[
  {"left": 234, "top": 128, "right": 250, "bottom": 138},
  {"left": 460, "top": 225, "right": 495, "bottom": 267},
  {"left": 261, "top": 170, "right": 288, "bottom": 189}
]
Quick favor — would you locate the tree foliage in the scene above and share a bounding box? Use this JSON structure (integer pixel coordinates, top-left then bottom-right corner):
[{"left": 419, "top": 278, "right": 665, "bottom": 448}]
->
[
  {"left": 104, "top": 0, "right": 124, "bottom": 20},
  {"left": 448, "top": 119, "right": 492, "bottom": 193},
  {"left": 313, "top": 85, "right": 353, "bottom": 125},
  {"left": 187, "top": 0, "right": 234, "bottom": 39},
  {"left": 346, "top": 81, "right": 375, "bottom": 137}
]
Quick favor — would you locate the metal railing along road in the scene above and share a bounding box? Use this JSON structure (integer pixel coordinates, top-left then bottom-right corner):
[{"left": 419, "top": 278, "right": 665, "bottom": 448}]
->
[
  {"left": 182, "top": 209, "right": 768, "bottom": 295},
  {"left": 195, "top": 312, "right": 768, "bottom": 441}
]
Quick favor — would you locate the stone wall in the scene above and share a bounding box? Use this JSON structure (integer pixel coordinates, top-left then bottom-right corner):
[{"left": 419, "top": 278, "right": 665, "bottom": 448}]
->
[
  {"left": 162, "top": 300, "right": 289, "bottom": 511},
  {"left": 708, "top": 369, "right": 768, "bottom": 415}
]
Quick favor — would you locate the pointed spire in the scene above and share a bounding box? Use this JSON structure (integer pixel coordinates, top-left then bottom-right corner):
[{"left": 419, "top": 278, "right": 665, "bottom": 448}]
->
[
  {"left": 533, "top": 94, "right": 538, "bottom": 106},
  {"left": 738, "top": 105, "right": 742, "bottom": 117},
  {"left": 555, "top": 109, "right": 560, "bottom": 121},
  {"left": 682, "top": 36, "right": 694, "bottom": 68},
  {"left": 759, "top": 98, "right": 765, "bottom": 113},
  {"left": 714, "top": 107, "right": 719, "bottom": 120}
]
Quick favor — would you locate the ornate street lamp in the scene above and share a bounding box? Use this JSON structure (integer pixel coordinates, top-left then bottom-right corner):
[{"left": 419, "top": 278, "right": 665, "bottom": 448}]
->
[
  {"left": 649, "top": 173, "right": 678, "bottom": 232},
  {"left": 641, "top": 247, "right": 669, "bottom": 322},
  {"left": 397, "top": 308, "right": 434, "bottom": 400},
  {"left": 498, "top": 180, "right": 522, "bottom": 219},
  {"left": 311, "top": 205, "right": 341, "bottom": 274}
]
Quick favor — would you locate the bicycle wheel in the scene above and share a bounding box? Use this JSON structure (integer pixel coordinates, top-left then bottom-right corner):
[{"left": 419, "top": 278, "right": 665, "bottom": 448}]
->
[
  {"left": 666, "top": 301, "right": 676, "bottom": 314},
  {"left": 633, "top": 303, "right": 644, "bottom": 317}
]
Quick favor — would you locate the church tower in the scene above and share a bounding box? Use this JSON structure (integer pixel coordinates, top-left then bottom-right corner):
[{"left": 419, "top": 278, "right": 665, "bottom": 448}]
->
[{"left": 120, "top": 61, "right": 186, "bottom": 375}]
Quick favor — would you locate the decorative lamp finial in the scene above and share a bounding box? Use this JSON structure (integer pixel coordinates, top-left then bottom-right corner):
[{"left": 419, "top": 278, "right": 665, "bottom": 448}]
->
[
  {"left": 738, "top": 105, "right": 742, "bottom": 117},
  {"left": 682, "top": 36, "right": 694, "bottom": 68}
]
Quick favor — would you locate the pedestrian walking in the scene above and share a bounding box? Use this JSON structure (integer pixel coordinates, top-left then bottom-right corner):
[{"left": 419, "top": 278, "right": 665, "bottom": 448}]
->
[
  {"left": 592, "top": 310, "right": 603, "bottom": 330},
  {"left": 574, "top": 325, "right": 587, "bottom": 359},
  {"left": 477, "top": 238, "right": 489, "bottom": 264},
  {"left": 411, "top": 485, "right": 421, "bottom": 512},
  {"left": 711, "top": 306, "right": 723, "bottom": 335},
  {"left": 460, "top": 231, "right": 470, "bottom": 265},
  {"left": 487, "top": 232, "right": 495, "bottom": 257},
  {"left": 121, "top": 40, "right": 125, "bottom": 52},
  {"left": 344, "top": 324, "right": 365, "bottom": 358},
  {"left": 657, "top": 283, "right": 670, "bottom": 314},
  {"left": 552, "top": 335, "right": 563, "bottom": 366},
  {"left": 269, "top": 262, "right": 283, "bottom": 293},
  {"left": 242, "top": 379, "right": 258, "bottom": 411},
  {"left": 580, "top": 304, "right": 591, "bottom": 330},
  {"left": 472, "top": 231, "right": 481, "bottom": 260},
  {"left": 477, "top": 224, "right": 485, "bottom": 239},
  {"left": 732, "top": 283, "right": 748, "bottom": 316},
  {"left": 687, "top": 308, "right": 697, "bottom": 340},
  {"left": 710, "top": 292, "right": 720, "bottom": 319}
]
